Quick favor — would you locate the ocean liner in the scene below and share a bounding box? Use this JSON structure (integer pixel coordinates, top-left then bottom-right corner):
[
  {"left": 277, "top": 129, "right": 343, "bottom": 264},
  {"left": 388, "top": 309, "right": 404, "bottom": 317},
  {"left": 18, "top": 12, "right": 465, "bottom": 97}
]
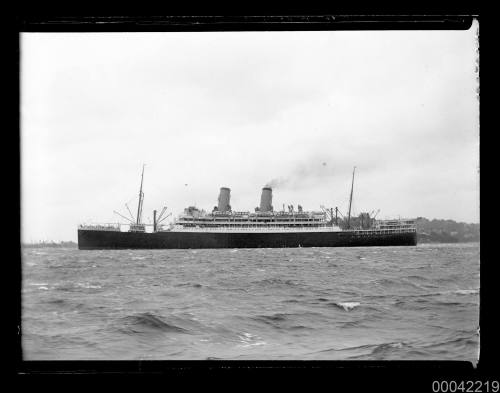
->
[{"left": 77, "top": 166, "right": 417, "bottom": 249}]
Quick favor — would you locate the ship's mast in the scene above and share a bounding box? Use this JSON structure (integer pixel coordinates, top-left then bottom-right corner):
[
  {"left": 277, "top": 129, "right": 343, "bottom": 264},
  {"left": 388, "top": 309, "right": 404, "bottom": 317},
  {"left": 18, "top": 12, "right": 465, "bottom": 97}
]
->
[
  {"left": 347, "top": 166, "right": 356, "bottom": 229},
  {"left": 136, "top": 164, "right": 145, "bottom": 225}
]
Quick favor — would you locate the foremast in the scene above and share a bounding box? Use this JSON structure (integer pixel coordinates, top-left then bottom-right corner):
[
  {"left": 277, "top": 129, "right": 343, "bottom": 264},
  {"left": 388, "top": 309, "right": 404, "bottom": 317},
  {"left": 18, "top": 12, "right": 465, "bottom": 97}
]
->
[
  {"left": 136, "top": 164, "right": 145, "bottom": 225},
  {"left": 347, "top": 166, "right": 356, "bottom": 229}
]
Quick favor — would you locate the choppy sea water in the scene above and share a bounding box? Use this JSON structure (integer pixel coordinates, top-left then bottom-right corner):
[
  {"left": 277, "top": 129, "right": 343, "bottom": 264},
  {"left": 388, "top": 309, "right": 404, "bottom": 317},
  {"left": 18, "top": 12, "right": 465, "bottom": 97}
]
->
[{"left": 22, "top": 243, "right": 479, "bottom": 362}]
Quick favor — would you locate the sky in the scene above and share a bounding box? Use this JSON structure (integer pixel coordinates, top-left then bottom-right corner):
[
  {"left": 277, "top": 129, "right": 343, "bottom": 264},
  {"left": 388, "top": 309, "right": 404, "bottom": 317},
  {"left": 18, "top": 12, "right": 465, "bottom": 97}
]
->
[{"left": 21, "top": 22, "right": 479, "bottom": 242}]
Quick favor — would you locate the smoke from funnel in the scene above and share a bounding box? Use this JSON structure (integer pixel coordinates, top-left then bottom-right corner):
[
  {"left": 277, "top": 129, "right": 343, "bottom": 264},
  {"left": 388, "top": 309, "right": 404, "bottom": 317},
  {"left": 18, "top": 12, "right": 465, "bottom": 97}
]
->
[
  {"left": 265, "top": 177, "right": 288, "bottom": 189},
  {"left": 265, "top": 159, "right": 338, "bottom": 190}
]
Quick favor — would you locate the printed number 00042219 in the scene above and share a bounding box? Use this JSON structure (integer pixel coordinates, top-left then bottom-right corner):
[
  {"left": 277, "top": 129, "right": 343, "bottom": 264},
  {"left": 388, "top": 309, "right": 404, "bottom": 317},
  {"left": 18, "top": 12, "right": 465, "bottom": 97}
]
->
[{"left": 432, "top": 381, "right": 499, "bottom": 393}]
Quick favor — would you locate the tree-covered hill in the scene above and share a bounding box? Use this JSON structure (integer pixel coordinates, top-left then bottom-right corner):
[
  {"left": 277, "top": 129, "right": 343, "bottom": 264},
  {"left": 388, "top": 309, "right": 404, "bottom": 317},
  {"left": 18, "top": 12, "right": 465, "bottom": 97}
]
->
[{"left": 415, "top": 217, "right": 479, "bottom": 243}]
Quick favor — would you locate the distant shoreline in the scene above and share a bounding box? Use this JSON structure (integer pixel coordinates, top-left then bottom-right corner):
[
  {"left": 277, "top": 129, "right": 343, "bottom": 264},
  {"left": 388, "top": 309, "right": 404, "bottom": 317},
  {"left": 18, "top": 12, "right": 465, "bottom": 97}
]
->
[{"left": 22, "top": 241, "right": 78, "bottom": 249}]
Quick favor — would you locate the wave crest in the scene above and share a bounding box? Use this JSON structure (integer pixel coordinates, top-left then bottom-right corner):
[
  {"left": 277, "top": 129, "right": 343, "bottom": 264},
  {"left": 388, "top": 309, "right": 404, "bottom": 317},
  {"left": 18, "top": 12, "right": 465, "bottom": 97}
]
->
[
  {"left": 454, "top": 289, "right": 479, "bottom": 295},
  {"left": 333, "top": 302, "right": 361, "bottom": 311},
  {"left": 119, "top": 313, "right": 189, "bottom": 334}
]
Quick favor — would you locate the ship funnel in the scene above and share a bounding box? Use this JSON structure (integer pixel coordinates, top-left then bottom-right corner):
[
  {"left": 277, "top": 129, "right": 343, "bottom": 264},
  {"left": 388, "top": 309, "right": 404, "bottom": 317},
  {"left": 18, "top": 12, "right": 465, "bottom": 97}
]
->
[
  {"left": 260, "top": 187, "right": 273, "bottom": 212},
  {"left": 217, "top": 187, "right": 231, "bottom": 212}
]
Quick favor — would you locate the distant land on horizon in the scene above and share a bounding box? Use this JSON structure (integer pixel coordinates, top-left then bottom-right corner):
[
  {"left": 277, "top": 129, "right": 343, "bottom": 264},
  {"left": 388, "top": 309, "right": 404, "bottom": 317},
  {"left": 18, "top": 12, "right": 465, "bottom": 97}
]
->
[
  {"left": 414, "top": 217, "right": 479, "bottom": 244},
  {"left": 22, "top": 217, "right": 479, "bottom": 248}
]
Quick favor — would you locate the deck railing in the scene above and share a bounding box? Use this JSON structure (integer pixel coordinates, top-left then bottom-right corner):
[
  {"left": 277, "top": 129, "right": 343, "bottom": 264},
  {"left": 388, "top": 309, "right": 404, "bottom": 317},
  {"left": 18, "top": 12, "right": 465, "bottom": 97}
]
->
[
  {"left": 78, "top": 224, "right": 120, "bottom": 231},
  {"left": 161, "top": 226, "right": 416, "bottom": 233},
  {"left": 79, "top": 223, "right": 417, "bottom": 234}
]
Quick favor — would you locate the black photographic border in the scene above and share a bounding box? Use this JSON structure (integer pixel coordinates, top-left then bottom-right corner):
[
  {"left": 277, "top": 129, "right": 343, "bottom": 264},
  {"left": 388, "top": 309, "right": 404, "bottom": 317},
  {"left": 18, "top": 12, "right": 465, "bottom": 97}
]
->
[{"left": 10, "top": 13, "right": 493, "bottom": 389}]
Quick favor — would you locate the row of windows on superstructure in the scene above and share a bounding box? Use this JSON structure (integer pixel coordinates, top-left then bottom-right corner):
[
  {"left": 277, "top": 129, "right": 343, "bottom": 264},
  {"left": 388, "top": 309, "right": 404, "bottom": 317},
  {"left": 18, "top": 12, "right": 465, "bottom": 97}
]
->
[
  {"left": 179, "top": 223, "right": 329, "bottom": 228},
  {"left": 177, "top": 221, "right": 325, "bottom": 226},
  {"left": 177, "top": 221, "right": 326, "bottom": 224},
  {"left": 178, "top": 217, "right": 324, "bottom": 222}
]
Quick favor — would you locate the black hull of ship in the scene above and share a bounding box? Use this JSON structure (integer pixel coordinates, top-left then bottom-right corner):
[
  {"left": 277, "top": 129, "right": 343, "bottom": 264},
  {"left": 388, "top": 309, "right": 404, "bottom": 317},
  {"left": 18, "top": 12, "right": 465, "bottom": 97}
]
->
[{"left": 78, "top": 229, "right": 417, "bottom": 250}]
